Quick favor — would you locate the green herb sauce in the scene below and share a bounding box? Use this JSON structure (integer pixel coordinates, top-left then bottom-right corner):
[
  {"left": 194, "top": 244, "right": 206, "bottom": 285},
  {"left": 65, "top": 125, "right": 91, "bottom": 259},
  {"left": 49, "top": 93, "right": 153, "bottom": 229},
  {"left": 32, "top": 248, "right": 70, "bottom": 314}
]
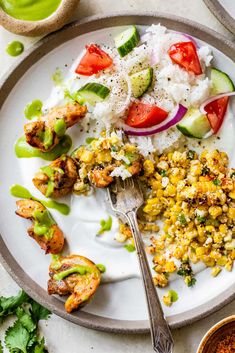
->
[
  {"left": 33, "top": 209, "right": 55, "bottom": 239},
  {"left": 54, "top": 119, "right": 66, "bottom": 137},
  {"left": 50, "top": 254, "right": 62, "bottom": 270},
  {"left": 24, "top": 100, "right": 42, "bottom": 120},
  {"left": 97, "top": 216, "right": 112, "bottom": 235},
  {"left": 52, "top": 67, "right": 63, "bottom": 86},
  {"left": 96, "top": 264, "right": 106, "bottom": 273},
  {"left": 10, "top": 184, "right": 70, "bottom": 215},
  {"left": 15, "top": 135, "right": 72, "bottom": 161},
  {"left": 53, "top": 266, "right": 93, "bottom": 281},
  {"left": 0, "top": 0, "right": 62, "bottom": 21},
  {"left": 6, "top": 41, "right": 24, "bottom": 57}
]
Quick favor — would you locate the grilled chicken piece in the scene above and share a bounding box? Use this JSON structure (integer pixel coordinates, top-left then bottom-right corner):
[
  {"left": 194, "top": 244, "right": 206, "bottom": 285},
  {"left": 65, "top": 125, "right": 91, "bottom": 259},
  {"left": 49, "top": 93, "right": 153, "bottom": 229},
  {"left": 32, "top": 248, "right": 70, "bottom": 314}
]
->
[
  {"left": 33, "top": 155, "right": 78, "bottom": 198},
  {"left": 24, "top": 103, "right": 87, "bottom": 152},
  {"left": 16, "top": 199, "right": 64, "bottom": 254},
  {"left": 88, "top": 165, "right": 114, "bottom": 188},
  {"left": 48, "top": 255, "right": 101, "bottom": 313}
]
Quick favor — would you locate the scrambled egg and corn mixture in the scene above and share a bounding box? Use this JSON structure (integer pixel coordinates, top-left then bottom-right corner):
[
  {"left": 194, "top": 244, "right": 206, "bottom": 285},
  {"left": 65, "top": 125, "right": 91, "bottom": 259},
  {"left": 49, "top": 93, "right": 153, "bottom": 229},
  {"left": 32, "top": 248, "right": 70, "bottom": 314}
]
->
[
  {"left": 118, "top": 148, "right": 235, "bottom": 304},
  {"left": 71, "top": 132, "right": 142, "bottom": 193},
  {"left": 36, "top": 128, "right": 235, "bottom": 307}
]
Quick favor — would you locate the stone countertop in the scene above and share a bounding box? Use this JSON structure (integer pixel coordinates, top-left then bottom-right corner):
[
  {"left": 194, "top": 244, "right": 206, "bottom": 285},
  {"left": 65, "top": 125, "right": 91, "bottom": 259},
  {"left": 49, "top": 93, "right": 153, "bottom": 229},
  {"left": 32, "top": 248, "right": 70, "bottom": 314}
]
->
[{"left": 0, "top": 1, "right": 234, "bottom": 352}]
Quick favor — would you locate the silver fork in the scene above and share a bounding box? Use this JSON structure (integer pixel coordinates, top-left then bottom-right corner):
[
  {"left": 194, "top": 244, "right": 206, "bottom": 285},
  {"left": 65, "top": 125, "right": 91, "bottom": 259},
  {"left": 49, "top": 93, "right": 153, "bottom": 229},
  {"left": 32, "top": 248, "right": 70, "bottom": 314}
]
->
[{"left": 107, "top": 177, "right": 173, "bottom": 353}]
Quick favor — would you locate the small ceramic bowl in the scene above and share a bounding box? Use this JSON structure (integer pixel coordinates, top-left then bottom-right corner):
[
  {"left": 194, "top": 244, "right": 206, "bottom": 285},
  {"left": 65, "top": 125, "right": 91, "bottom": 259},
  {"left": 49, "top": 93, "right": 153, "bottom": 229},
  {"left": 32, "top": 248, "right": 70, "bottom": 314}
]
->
[
  {"left": 197, "top": 315, "right": 235, "bottom": 353},
  {"left": 0, "top": 0, "right": 79, "bottom": 36}
]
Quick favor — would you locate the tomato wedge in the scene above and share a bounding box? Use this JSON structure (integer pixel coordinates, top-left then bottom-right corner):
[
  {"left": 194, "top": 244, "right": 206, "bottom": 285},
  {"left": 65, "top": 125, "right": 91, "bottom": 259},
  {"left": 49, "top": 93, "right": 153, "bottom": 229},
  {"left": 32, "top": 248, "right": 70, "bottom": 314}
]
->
[
  {"left": 125, "top": 102, "right": 168, "bottom": 128},
  {"left": 204, "top": 96, "right": 229, "bottom": 134},
  {"left": 75, "top": 44, "right": 113, "bottom": 76},
  {"left": 168, "top": 41, "right": 202, "bottom": 75}
]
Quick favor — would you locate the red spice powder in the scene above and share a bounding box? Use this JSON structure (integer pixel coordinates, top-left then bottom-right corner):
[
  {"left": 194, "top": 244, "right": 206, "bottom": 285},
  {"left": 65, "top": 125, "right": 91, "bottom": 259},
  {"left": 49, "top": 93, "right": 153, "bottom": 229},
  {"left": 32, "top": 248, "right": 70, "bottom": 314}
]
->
[{"left": 215, "top": 332, "right": 235, "bottom": 353}]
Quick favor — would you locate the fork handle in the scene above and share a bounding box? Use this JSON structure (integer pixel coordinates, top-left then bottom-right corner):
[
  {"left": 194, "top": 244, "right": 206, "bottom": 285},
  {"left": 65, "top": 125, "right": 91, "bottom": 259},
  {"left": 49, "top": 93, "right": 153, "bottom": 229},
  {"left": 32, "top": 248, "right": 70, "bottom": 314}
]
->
[{"left": 126, "top": 210, "right": 173, "bottom": 353}]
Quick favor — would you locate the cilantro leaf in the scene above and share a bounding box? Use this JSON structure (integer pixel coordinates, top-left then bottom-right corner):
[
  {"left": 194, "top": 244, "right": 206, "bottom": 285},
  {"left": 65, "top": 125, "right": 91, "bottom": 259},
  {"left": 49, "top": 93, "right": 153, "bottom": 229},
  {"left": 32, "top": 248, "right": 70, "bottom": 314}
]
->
[
  {"left": 33, "top": 338, "right": 48, "bottom": 353},
  {"left": 30, "top": 300, "right": 51, "bottom": 322},
  {"left": 5, "top": 320, "right": 30, "bottom": 353},
  {"left": 0, "top": 290, "right": 29, "bottom": 319},
  {"left": 16, "top": 307, "right": 36, "bottom": 333}
]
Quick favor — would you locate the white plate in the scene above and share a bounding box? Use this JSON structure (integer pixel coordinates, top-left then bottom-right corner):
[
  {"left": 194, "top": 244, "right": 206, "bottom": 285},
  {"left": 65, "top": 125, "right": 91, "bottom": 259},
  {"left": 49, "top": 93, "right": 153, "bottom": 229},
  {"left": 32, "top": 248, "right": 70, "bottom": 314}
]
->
[
  {"left": 204, "top": 0, "right": 235, "bottom": 35},
  {"left": 0, "top": 13, "right": 235, "bottom": 333}
]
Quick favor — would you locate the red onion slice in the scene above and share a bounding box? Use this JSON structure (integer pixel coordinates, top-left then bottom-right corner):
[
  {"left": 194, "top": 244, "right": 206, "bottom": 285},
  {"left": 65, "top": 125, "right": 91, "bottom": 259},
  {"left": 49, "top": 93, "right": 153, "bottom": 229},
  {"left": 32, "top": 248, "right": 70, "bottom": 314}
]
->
[
  {"left": 200, "top": 92, "right": 235, "bottom": 114},
  {"left": 121, "top": 104, "right": 187, "bottom": 136},
  {"left": 172, "top": 31, "right": 199, "bottom": 48}
]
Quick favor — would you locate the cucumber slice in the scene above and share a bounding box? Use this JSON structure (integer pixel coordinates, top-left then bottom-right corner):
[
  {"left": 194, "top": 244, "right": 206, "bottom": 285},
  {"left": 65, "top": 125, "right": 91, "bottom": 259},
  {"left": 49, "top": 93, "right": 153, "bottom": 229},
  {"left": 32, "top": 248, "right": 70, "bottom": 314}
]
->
[
  {"left": 114, "top": 26, "right": 140, "bottom": 57},
  {"left": 130, "top": 68, "right": 153, "bottom": 98},
  {"left": 77, "top": 83, "right": 110, "bottom": 106},
  {"left": 176, "top": 108, "right": 211, "bottom": 139},
  {"left": 211, "top": 68, "right": 235, "bottom": 95}
]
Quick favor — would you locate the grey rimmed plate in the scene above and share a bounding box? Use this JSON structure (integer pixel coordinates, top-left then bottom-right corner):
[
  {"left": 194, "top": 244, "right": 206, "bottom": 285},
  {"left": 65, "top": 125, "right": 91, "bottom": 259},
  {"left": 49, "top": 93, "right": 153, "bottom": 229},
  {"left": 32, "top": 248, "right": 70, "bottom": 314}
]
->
[
  {"left": 0, "top": 12, "right": 235, "bottom": 334},
  {"left": 204, "top": 0, "right": 235, "bottom": 35}
]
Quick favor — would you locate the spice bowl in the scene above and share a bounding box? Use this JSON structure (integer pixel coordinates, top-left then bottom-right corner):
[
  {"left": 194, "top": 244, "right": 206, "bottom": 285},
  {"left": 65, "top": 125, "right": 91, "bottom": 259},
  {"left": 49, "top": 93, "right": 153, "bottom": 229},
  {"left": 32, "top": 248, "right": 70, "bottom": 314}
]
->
[
  {"left": 197, "top": 315, "right": 235, "bottom": 353},
  {"left": 0, "top": 0, "right": 80, "bottom": 36}
]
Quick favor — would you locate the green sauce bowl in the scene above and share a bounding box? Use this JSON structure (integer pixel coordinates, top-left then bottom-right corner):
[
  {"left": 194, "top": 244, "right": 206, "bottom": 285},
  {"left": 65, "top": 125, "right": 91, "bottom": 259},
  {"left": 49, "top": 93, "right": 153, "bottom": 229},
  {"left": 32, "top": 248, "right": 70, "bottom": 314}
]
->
[{"left": 0, "top": 0, "right": 80, "bottom": 36}]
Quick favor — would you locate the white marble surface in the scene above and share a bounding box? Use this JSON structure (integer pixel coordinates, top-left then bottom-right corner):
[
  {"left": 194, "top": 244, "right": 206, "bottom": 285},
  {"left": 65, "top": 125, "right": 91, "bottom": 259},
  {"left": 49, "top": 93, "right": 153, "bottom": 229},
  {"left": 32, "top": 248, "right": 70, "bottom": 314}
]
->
[{"left": 0, "top": 1, "right": 235, "bottom": 352}]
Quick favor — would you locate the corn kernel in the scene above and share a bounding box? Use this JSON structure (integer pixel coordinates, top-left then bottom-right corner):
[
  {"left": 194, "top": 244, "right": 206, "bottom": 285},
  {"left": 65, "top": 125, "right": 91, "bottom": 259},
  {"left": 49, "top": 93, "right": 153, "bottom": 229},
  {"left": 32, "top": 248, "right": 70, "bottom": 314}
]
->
[
  {"left": 209, "top": 206, "right": 222, "bottom": 219},
  {"left": 211, "top": 267, "right": 221, "bottom": 277},
  {"left": 143, "top": 160, "right": 155, "bottom": 176}
]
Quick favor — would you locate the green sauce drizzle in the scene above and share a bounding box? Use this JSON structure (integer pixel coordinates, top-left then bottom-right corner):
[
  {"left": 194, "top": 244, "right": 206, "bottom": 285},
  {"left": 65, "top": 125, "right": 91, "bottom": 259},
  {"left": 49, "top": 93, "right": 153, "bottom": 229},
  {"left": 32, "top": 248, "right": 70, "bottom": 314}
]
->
[
  {"left": 54, "top": 119, "right": 66, "bottom": 137},
  {"left": 33, "top": 209, "right": 55, "bottom": 239},
  {"left": 10, "top": 184, "right": 70, "bottom": 215},
  {"left": 52, "top": 68, "right": 63, "bottom": 86},
  {"left": 53, "top": 266, "right": 93, "bottom": 281},
  {"left": 50, "top": 254, "right": 62, "bottom": 270},
  {"left": 15, "top": 135, "right": 72, "bottom": 161},
  {"left": 96, "top": 264, "right": 106, "bottom": 273},
  {"left": 6, "top": 41, "right": 24, "bottom": 57},
  {"left": 24, "top": 100, "right": 42, "bottom": 120},
  {"left": 0, "top": 0, "right": 62, "bottom": 21},
  {"left": 97, "top": 216, "right": 112, "bottom": 235}
]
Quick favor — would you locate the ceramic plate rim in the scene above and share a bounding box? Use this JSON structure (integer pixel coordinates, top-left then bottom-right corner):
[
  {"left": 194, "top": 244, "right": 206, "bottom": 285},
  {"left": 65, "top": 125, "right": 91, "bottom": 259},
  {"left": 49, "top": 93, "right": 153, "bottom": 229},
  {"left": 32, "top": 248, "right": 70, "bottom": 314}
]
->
[
  {"left": 203, "top": 0, "right": 235, "bottom": 35},
  {"left": 0, "top": 12, "right": 235, "bottom": 333}
]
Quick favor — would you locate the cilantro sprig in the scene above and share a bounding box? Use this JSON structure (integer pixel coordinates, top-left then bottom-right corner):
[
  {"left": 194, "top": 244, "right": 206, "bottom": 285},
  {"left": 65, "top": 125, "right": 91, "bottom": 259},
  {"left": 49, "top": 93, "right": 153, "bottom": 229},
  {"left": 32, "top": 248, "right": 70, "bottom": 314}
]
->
[{"left": 0, "top": 290, "right": 51, "bottom": 353}]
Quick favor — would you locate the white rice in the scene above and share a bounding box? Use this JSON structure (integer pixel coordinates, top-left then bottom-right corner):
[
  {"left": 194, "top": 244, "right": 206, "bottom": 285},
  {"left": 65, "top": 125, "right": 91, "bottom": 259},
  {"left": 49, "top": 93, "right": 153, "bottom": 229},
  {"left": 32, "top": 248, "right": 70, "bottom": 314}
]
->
[{"left": 44, "top": 23, "right": 213, "bottom": 155}]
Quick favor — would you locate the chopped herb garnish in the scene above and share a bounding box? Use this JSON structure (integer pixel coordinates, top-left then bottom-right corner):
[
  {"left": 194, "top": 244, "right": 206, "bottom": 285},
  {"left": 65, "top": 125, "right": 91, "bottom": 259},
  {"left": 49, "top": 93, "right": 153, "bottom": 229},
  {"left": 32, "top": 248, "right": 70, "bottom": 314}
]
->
[
  {"left": 197, "top": 216, "right": 206, "bottom": 224},
  {"left": 96, "top": 264, "right": 106, "bottom": 273},
  {"left": 111, "top": 145, "right": 118, "bottom": 152},
  {"left": 86, "top": 137, "right": 97, "bottom": 144},
  {"left": 213, "top": 179, "right": 221, "bottom": 186},
  {"left": 187, "top": 150, "right": 196, "bottom": 160},
  {"left": 178, "top": 214, "right": 187, "bottom": 225},
  {"left": 125, "top": 152, "right": 137, "bottom": 164},
  {"left": 124, "top": 243, "right": 136, "bottom": 252},
  {"left": 157, "top": 169, "right": 167, "bottom": 177},
  {"left": 177, "top": 261, "right": 196, "bottom": 287},
  {"left": 177, "top": 261, "right": 192, "bottom": 277},
  {"left": 97, "top": 216, "right": 112, "bottom": 235},
  {"left": 201, "top": 166, "right": 210, "bottom": 176},
  {"left": 230, "top": 172, "right": 235, "bottom": 179},
  {"left": 186, "top": 277, "right": 197, "bottom": 287}
]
